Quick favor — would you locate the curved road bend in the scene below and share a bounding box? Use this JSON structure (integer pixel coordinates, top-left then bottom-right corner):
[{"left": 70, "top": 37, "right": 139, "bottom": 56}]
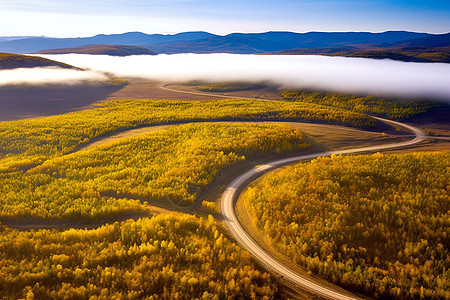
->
[
  {"left": 221, "top": 117, "right": 427, "bottom": 300},
  {"left": 159, "top": 83, "right": 271, "bottom": 101},
  {"left": 159, "top": 83, "right": 430, "bottom": 299}
]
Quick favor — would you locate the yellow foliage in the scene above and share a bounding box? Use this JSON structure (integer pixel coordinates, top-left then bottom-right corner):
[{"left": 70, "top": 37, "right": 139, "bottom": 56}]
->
[
  {"left": 0, "top": 123, "right": 307, "bottom": 221},
  {"left": 0, "top": 214, "right": 276, "bottom": 299},
  {"left": 243, "top": 151, "right": 449, "bottom": 299},
  {"left": 281, "top": 90, "right": 443, "bottom": 120},
  {"left": 0, "top": 98, "right": 373, "bottom": 172}
]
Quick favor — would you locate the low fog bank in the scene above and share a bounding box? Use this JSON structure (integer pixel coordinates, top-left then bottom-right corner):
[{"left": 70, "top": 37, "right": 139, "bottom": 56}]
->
[
  {"left": 0, "top": 67, "right": 108, "bottom": 86},
  {"left": 6, "top": 54, "right": 450, "bottom": 100}
]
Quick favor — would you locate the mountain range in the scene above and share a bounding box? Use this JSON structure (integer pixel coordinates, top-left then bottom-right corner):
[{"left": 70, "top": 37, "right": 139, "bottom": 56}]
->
[
  {"left": 35, "top": 44, "right": 157, "bottom": 56},
  {"left": 0, "top": 31, "right": 448, "bottom": 55}
]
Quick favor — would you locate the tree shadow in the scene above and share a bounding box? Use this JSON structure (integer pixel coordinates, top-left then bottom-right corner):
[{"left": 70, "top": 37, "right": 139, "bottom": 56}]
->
[{"left": 0, "top": 83, "right": 125, "bottom": 121}]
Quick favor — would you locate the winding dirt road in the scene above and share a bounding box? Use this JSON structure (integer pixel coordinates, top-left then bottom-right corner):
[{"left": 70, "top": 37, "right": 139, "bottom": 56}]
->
[
  {"left": 78, "top": 84, "right": 437, "bottom": 298},
  {"left": 158, "top": 83, "right": 435, "bottom": 299},
  {"left": 5, "top": 82, "right": 433, "bottom": 297},
  {"left": 220, "top": 116, "right": 427, "bottom": 299},
  {"left": 159, "top": 83, "right": 271, "bottom": 101}
]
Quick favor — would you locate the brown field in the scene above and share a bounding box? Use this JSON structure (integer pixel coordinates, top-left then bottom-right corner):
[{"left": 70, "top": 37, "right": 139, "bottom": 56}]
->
[
  {"left": 166, "top": 82, "right": 285, "bottom": 101},
  {"left": 0, "top": 79, "right": 239, "bottom": 122},
  {"left": 106, "top": 79, "right": 221, "bottom": 100},
  {"left": 408, "top": 107, "right": 450, "bottom": 136},
  {"left": 0, "top": 84, "right": 122, "bottom": 121}
]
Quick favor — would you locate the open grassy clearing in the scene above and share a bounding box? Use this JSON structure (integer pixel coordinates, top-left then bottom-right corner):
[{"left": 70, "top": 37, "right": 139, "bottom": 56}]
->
[
  {"left": 195, "top": 82, "right": 265, "bottom": 93},
  {"left": 107, "top": 79, "right": 222, "bottom": 101},
  {"left": 167, "top": 82, "right": 285, "bottom": 101},
  {"left": 78, "top": 125, "right": 171, "bottom": 151}
]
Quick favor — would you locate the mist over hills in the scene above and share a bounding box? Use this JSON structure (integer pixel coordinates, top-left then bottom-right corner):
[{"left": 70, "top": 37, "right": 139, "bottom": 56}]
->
[
  {"left": 0, "top": 31, "right": 448, "bottom": 55},
  {"left": 0, "top": 53, "right": 76, "bottom": 70}
]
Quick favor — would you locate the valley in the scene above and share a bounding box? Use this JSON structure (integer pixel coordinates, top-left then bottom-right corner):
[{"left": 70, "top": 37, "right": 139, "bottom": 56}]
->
[
  {"left": 0, "top": 35, "right": 448, "bottom": 299},
  {"left": 0, "top": 77, "right": 448, "bottom": 299}
]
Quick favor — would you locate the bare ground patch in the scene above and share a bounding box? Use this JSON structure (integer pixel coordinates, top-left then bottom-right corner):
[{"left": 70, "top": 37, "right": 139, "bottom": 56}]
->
[{"left": 0, "top": 83, "right": 123, "bottom": 121}]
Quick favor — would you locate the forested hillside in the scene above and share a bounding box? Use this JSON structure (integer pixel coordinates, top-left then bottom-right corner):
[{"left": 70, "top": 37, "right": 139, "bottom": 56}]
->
[
  {"left": 0, "top": 53, "right": 75, "bottom": 69},
  {"left": 0, "top": 123, "right": 307, "bottom": 221},
  {"left": 0, "top": 98, "right": 373, "bottom": 172},
  {"left": 243, "top": 151, "right": 449, "bottom": 299},
  {"left": 196, "top": 82, "right": 263, "bottom": 92},
  {"left": 0, "top": 214, "right": 276, "bottom": 299},
  {"left": 281, "top": 90, "right": 443, "bottom": 120},
  {"left": 274, "top": 46, "right": 450, "bottom": 63}
]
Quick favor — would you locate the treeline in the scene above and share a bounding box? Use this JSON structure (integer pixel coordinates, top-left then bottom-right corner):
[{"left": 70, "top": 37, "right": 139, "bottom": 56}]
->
[
  {"left": 243, "top": 151, "right": 449, "bottom": 299},
  {"left": 0, "top": 123, "right": 308, "bottom": 220},
  {"left": 281, "top": 90, "right": 443, "bottom": 120},
  {"left": 276, "top": 46, "right": 450, "bottom": 63},
  {"left": 0, "top": 213, "right": 276, "bottom": 299},
  {"left": 0, "top": 98, "right": 374, "bottom": 172},
  {"left": 343, "top": 47, "right": 450, "bottom": 63},
  {"left": 196, "top": 82, "right": 263, "bottom": 92},
  {"left": 0, "top": 52, "right": 75, "bottom": 70}
]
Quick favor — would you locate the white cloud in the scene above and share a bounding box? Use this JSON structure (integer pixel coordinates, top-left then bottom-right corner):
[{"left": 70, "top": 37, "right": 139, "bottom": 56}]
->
[
  {"left": 0, "top": 67, "right": 107, "bottom": 86},
  {"left": 36, "top": 53, "right": 450, "bottom": 100},
  {"left": 1, "top": 54, "right": 449, "bottom": 100}
]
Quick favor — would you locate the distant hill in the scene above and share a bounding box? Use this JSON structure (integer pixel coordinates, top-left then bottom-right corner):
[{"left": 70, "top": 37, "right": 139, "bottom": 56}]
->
[
  {"left": 0, "top": 52, "right": 76, "bottom": 69},
  {"left": 0, "top": 31, "right": 216, "bottom": 54},
  {"left": 390, "top": 33, "right": 450, "bottom": 47},
  {"left": 148, "top": 31, "right": 433, "bottom": 54},
  {"left": 0, "top": 31, "right": 439, "bottom": 54},
  {"left": 272, "top": 33, "right": 450, "bottom": 63},
  {"left": 0, "top": 36, "right": 36, "bottom": 42},
  {"left": 36, "top": 44, "right": 157, "bottom": 56},
  {"left": 274, "top": 46, "right": 450, "bottom": 63},
  {"left": 0, "top": 31, "right": 448, "bottom": 63}
]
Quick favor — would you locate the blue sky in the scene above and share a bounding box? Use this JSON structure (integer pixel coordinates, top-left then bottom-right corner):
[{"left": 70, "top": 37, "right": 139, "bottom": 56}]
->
[{"left": 0, "top": 0, "right": 448, "bottom": 37}]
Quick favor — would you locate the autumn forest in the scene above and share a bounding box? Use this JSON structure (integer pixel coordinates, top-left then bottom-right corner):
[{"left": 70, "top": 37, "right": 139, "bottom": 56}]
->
[{"left": 0, "top": 77, "right": 448, "bottom": 300}]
